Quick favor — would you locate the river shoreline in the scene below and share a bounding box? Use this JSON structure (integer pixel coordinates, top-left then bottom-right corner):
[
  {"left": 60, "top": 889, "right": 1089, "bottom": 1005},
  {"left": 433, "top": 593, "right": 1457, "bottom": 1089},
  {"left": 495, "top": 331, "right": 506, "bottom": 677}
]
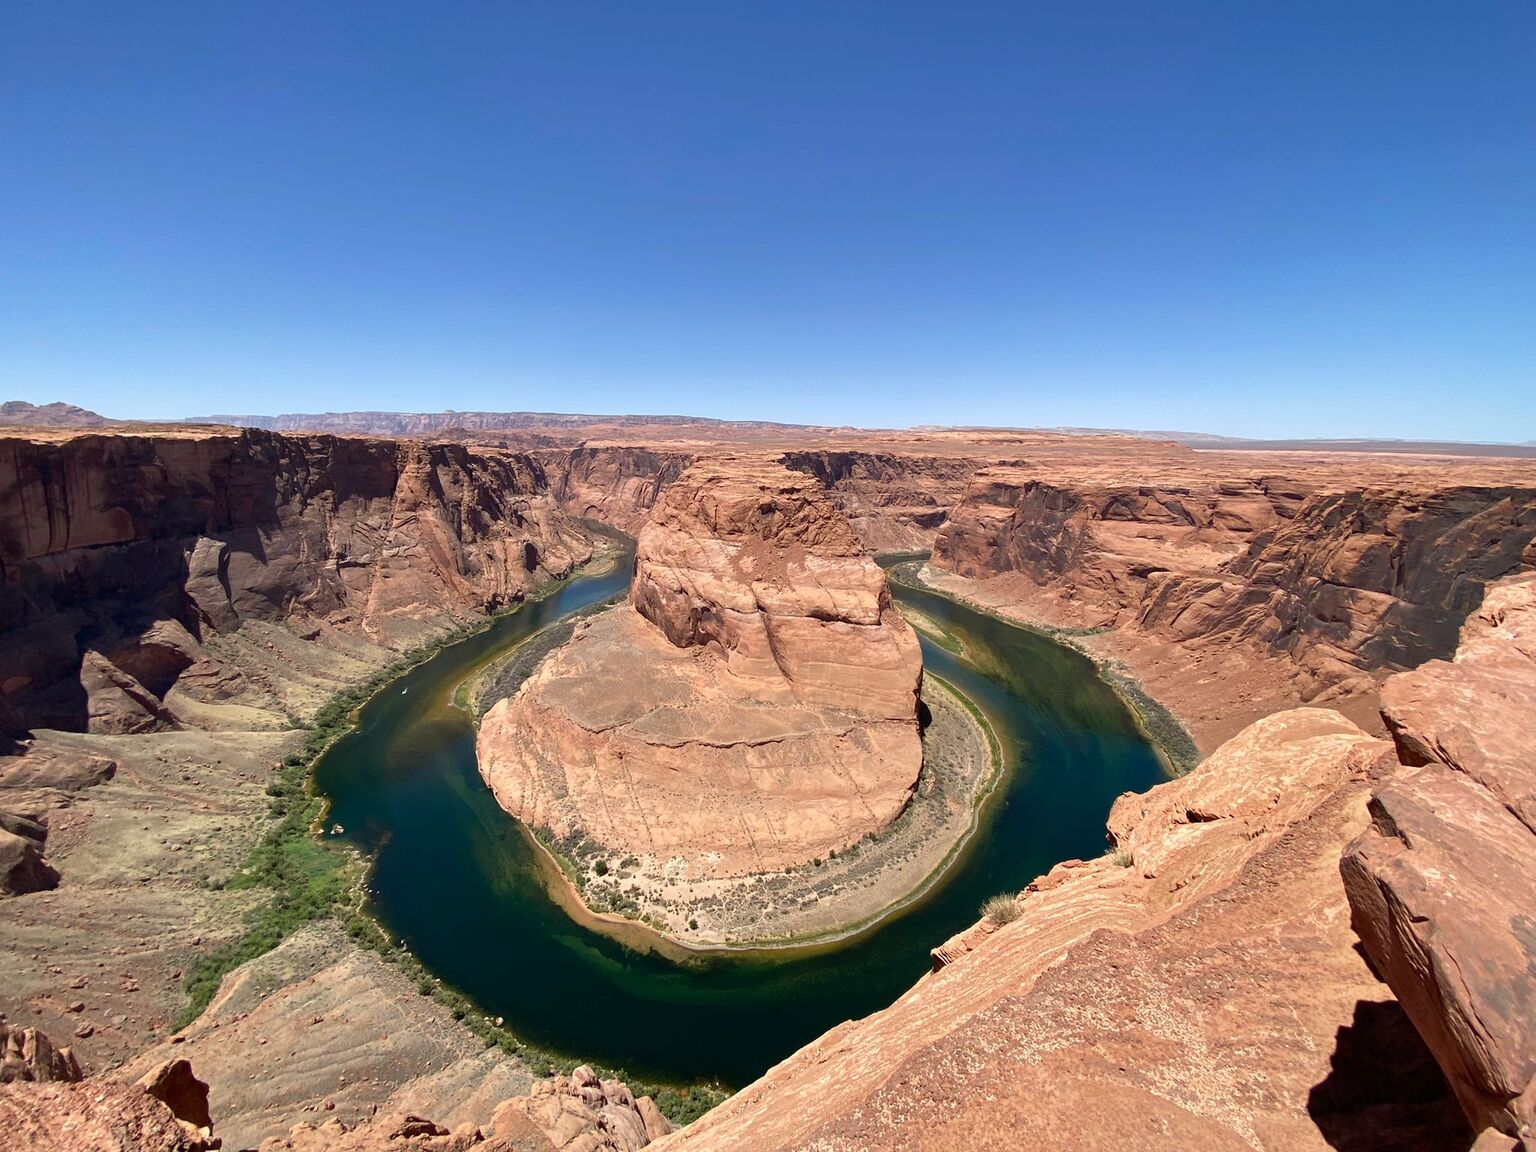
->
[
  {"left": 508, "top": 671, "right": 1004, "bottom": 957},
  {"left": 893, "top": 561, "right": 1201, "bottom": 776}
]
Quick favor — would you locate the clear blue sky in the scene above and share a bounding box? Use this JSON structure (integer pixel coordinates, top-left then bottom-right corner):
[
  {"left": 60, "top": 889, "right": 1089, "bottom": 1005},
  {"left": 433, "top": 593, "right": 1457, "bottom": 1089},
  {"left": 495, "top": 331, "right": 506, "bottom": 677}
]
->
[{"left": 2, "top": 3, "right": 1532, "bottom": 438}]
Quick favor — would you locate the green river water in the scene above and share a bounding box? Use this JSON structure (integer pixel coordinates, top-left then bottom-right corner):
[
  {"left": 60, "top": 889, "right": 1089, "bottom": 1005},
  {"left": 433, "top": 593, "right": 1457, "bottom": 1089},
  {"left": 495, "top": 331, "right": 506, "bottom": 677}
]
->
[{"left": 312, "top": 546, "right": 1165, "bottom": 1089}]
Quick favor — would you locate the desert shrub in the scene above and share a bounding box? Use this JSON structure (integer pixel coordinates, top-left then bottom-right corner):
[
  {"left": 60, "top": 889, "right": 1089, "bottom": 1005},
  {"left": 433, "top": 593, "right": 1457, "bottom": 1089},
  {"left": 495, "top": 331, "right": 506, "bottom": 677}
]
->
[
  {"left": 1109, "top": 846, "right": 1134, "bottom": 868},
  {"left": 980, "top": 892, "right": 1023, "bottom": 924}
]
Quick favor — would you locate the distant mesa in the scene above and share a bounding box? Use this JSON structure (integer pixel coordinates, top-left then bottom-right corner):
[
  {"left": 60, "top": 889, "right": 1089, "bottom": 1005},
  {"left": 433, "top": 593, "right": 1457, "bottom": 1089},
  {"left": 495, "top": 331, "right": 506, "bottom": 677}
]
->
[{"left": 0, "top": 401, "right": 113, "bottom": 428}]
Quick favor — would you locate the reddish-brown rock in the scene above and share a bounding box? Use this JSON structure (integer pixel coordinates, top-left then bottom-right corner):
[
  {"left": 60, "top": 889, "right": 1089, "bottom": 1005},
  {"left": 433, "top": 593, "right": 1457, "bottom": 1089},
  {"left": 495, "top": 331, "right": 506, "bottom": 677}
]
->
[
  {"left": 0, "top": 428, "right": 593, "bottom": 734},
  {"left": 933, "top": 469, "right": 1536, "bottom": 708},
  {"left": 630, "top": 458, "right": 922, "bottom": 717},
  {"left": 479, "top": 458, "right": 923, "bottom": 881},
  {"left": 0, "top": 1025, "right": 82, "bottom": 1084},
  {"left": 1342, "top": 574, "right": 1536, "bottom": 1145},
  {"left": 654, "top": 708, "right": 1468, "bottom": 1150}
]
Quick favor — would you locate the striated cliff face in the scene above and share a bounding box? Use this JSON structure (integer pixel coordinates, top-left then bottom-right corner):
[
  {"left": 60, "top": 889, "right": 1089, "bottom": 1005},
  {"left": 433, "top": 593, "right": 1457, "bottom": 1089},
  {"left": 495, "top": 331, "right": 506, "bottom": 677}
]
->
[
  {"left": 630, "top": 458, "right": 922, "bottom": 717},
  {"left": 537, "top": 444, "right": 695, "bottom": 532},
  {"left": 0, "top": 429, "right": 592, "bottom": 735},
  {"left": 779, "top": 451, "right": 977, "bottom": 553},
  {"left": 477, "top": 458, "right": 924, "bottom": 886},
  {"left": 933, "top": 468, "right": 1536, "bottom": 700}
]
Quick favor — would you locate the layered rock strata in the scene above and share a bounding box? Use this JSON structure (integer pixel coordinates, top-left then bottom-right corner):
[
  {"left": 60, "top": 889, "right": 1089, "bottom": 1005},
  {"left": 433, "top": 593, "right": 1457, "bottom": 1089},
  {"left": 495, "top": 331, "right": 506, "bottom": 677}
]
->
[
  {"left": 1342, "top": 573, "right": 1536, "bottom": 1146},
  {"left": 779, "top": 450, "right": 977, "bottom": 552},
  {"left": 933, "top": 468, "right": 1536, "bottom": 706},
  {"left": 538, "top": 445, "right": 695, "bottom": 532},
  {"left": 0, "top": 428, "right": 592, "bottom": 734},
  {"left": 478, "top": 458, "right": 923, "bottom": 884}
]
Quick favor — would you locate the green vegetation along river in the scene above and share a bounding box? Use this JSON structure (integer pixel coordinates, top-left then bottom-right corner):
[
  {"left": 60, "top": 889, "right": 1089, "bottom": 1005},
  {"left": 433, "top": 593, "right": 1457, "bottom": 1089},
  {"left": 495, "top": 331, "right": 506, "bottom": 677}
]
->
[{"left": 313, "top": 545, "right": 1166, "bottom": 1089}]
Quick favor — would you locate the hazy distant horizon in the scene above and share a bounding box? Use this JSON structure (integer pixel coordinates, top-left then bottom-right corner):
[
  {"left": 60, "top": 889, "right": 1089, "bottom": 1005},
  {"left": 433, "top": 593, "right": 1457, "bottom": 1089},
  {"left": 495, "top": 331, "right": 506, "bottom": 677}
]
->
[
  {"left": 7, "top": 396, "right": 1536, "bottom": 451},
  {"left": 4, "top": 4, "right": 1532, "bottom": 441}
]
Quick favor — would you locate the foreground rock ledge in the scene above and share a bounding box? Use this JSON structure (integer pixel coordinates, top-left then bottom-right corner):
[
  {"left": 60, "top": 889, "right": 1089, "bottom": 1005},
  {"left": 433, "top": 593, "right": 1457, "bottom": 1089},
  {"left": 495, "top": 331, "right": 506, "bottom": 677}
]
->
[
  {"left": 478, "top": 458, "right": 924, "bottom": 882},
  {"left": 653, "top": 708, "right": 1469, "bottom": 1151},
  {"left": 1343, "top": 573, "right": 1536, "bottom": 1146}
]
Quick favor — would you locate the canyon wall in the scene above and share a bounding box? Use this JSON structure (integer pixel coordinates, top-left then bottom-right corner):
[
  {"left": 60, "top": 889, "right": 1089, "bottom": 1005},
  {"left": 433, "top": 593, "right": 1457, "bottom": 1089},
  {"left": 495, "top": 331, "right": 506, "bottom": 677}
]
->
[
  {"left": 778, "top": 450, "right": 977, "bottom": 553},
  {"left": 536, "top": 445, "right": 695, "bottom": 532},
  {"left": 0, "top": 429, "right": 593, "bottom": 735},
  {"left": 655, "top": 570, "right": 1536, "bottom": 1152},
  {"left": 933, "top": 467, "right": 1536, "bottom": 700}
]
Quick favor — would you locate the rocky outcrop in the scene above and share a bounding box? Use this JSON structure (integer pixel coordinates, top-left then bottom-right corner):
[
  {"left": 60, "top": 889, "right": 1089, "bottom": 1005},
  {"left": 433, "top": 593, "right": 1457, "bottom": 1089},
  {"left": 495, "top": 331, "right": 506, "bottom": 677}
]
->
[
  {"left": 1342, "top": 574, "right": 1536, "bottom": 1146},
  {"left": 0, "top": 1024, "right": 82, "bottom": 1083},
  {"left": 934, "top": 470, "right": 1536, "bottom": 701},
  {"left": 0, "top": 428, "right": 593, "bottom": 734},
  {"left": 0, "top": 804, "right": 58, "bottom": 895},
  {"left": 653, "top": 708, "right": 1472, "bottom": 1150},
  {"left": 485, "top": 1066, "right": 673, "bottom": 1152},
  {"left": 630, "top": 458, "right": 922, "bottom": 717},
  {"left": 479, "top": 458, "right": 923, "bottom": 884},
  {"left": 0, "top": 1050, "right": 215, "bottom": 1150}
]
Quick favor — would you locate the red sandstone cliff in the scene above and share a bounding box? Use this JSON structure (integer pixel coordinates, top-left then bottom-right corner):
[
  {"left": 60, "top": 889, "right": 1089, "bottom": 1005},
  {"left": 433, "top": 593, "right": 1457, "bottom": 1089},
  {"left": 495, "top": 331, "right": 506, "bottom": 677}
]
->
[
  {"left": 933, "top": 467, "right": 1536, "bottom": 702},
  {"left": 0, "top": 428, "right": 593, "bottom": 735}
]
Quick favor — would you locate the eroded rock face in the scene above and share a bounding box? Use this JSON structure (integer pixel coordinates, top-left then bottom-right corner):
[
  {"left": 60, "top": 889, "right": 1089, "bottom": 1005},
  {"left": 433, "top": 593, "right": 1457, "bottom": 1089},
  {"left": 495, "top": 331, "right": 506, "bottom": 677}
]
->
[
  {"left": 652, "top": 708, "right": 1473, "bottom": 1151},
  {"left": 479, "top": 458, "right": 923, "bottom": 878},
  {"left": 0, "top": 1024, "right": 82, "bottom": 1084},
  {"left": 779, "top": 451, "right": 976, "bottom": 552},
  {"left": 631, "top": 458, "right": 922, "bottom": 718},
  {"left": 0, "top": 429, "right": 593, "bottom": 734},
  {"left": 0, "top": 1056, "right": 216, "bottom": 1151},
  {"left": 1342, "top": 574, "right": 1536, "bottom": 1144},
  {"left": 0, "top": 805, "right": 58, "bottom": 895},
  {"left": 257, "top": 1066, "right": 669, "bottom": 1152},
  {"left": 934, "top": 470, "right": 1536, "bottom": 701},
  {"left": 538, "top": 445, "right": 695, "bottom": 532}
]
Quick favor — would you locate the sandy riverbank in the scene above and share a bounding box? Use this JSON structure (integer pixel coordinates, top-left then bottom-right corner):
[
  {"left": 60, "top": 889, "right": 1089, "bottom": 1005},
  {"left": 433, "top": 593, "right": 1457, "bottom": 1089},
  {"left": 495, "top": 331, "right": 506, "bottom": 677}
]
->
[{"left": 511, "top": 672, "right": 1000, "bottom": 952}]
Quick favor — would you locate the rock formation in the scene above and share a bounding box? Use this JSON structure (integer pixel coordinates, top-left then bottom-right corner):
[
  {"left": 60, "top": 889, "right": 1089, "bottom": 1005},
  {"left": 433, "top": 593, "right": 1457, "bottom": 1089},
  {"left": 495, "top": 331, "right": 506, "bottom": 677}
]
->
[
  {"left": 0, "top": 1047, "right": 215, "bottom": 1151},
  {"left": 538, "top": 445, "right": 695, "bottom": 532},
  {"left": 0, "top": 1024, "right": 83, "bottom": 1084},
  {"left": 779, "top": 451, "right": 976, "bottom": 552},
  {"left": 629, "top": 458, "right": 922, "bottom": 717},
  {"left": 653, "top": 706, "right": 1474, "bottom": 1150},
  {"left": 933, "top": 468, "right": 1536, "bottom": 705},
  {"left": 0, "top": 428, "right": 593, "bottom": 734},
  {"left": 0, "top": 804, "right": 58, "bottom": 895},
  {"left": 478, "top": 458, "right": 923, "bottom": 882},
  {"left": 1342, "top": 573, "right": 1536, "bottom": 1146}
]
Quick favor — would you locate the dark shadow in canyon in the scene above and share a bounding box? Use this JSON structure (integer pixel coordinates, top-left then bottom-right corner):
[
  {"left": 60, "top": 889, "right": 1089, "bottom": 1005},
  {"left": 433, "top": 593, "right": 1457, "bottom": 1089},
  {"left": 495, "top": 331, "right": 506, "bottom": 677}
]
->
[{"left": 1306, "top": 997, "right": 1470, "bottom": 1151}]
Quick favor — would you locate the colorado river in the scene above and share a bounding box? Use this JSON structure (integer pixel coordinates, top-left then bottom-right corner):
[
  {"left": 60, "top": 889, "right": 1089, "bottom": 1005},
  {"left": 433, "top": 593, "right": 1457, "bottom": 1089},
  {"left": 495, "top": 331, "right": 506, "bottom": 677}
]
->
[{"left": 313, "top": 543, "right": 1165, "bottom": 1088}]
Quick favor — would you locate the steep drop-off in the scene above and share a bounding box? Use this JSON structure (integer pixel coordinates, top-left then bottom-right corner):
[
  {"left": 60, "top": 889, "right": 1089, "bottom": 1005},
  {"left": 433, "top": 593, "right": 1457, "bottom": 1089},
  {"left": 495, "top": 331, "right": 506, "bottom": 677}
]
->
[
  {"left": 0, "top": 428, "right": 593, "bottom": 736},
  {"left": 1343, "top": 573, "right": 1536, "bottom": 1146}
]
